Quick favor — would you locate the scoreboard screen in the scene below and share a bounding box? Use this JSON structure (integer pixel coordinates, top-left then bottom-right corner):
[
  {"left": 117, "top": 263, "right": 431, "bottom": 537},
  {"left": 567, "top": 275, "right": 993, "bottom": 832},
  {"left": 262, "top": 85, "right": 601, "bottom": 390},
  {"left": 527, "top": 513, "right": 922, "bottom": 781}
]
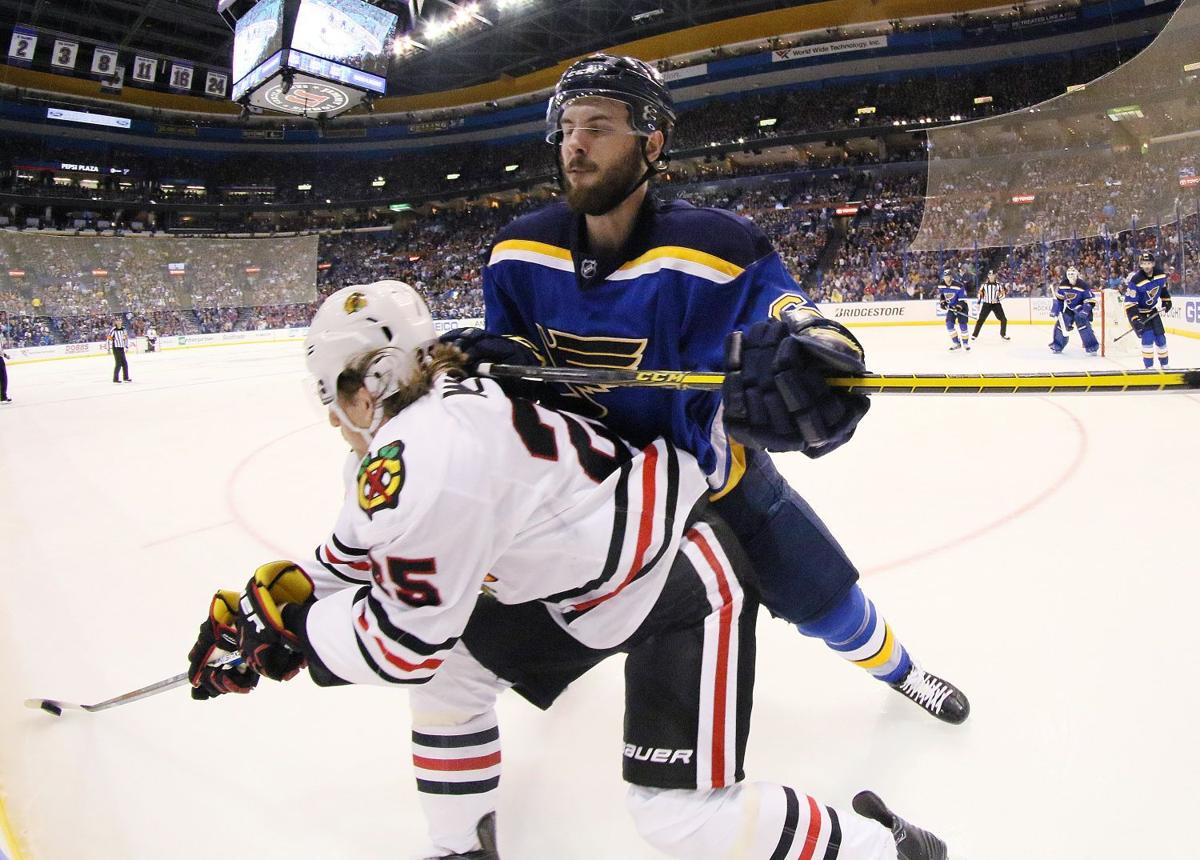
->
[
  {"left": 291, "top": 0, "right": 398, "bottom": 78},
  {"left": 232, "top": 0, "right": 285, "bottom": 85}
]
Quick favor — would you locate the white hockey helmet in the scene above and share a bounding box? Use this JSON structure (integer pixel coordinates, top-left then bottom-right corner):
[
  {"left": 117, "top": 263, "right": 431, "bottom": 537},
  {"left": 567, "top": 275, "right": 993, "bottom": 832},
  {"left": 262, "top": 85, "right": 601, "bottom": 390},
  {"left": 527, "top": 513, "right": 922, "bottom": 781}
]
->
[{"left": 304, "top": 281, "right": 436, "bottom": 409}]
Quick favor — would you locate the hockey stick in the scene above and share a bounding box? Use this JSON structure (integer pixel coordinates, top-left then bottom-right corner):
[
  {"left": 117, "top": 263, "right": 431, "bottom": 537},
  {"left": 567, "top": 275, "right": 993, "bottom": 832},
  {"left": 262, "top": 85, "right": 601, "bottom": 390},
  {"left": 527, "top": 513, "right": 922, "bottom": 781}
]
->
[
  {"left": 1113, "top": 310, "right": 1159, "bottom": 344},
  {"left": 24, "top": 652, "right": 244, "bottom": 716},
  {"left": 478, "top": 363, "right": 1200, "bottom": 394}
]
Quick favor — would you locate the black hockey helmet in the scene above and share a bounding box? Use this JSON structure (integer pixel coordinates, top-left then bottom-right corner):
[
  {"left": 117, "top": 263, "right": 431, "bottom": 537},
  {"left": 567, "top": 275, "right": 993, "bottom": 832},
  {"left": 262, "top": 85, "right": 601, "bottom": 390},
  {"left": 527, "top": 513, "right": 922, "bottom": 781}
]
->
[
  {"left": 546, "top": 54, "right": 676, "bottom": 148},
  {"left": 1139, "top": 251, "right": 1155, "bottom": 263}
]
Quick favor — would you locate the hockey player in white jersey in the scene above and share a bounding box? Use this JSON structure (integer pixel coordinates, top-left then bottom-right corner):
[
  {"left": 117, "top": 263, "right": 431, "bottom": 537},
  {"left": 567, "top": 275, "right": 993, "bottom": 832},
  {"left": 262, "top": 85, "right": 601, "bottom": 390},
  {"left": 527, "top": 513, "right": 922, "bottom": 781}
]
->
[{"left": 188, "top": 281, "right": 952, "bottom": 860}]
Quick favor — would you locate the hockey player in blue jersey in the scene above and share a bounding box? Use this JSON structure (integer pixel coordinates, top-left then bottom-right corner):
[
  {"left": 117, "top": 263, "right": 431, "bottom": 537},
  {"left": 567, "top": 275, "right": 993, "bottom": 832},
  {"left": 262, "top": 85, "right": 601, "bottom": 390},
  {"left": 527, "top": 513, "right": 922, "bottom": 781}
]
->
[
  {"left": 1049, "top": 265, "right": 1099, "bottom": 355},
  {"left": 1125, "top": 251, "right": 1171, "bottom": 367},
  {"left": 436, "top": 56, "right": 967, "bottom": 857},
  {"left": 936, "top": 271, "right": 970, "bottom": 351}
]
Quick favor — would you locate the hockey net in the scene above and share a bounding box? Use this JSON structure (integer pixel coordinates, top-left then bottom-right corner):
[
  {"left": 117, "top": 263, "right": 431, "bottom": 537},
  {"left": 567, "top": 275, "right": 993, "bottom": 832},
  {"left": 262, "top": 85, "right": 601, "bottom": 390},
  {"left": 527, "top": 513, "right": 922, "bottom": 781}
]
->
[{"left": 1096, "top": 289, "right": 1139, "bottom": 359}]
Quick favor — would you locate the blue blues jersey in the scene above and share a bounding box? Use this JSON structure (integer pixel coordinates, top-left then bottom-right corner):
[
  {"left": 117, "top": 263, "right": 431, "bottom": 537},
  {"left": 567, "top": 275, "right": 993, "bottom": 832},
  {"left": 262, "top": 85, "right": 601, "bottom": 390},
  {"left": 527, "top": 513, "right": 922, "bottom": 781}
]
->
[
  {"left": 1052, "top": 279, "right": 1095, "bottom": 313},
  {"left": 482, "top": 196, "right": 818, "bottom": 494},
  {"left": 936, "top": 281, "right": 967, "bottom": 307},
  {"left": 1124, "top": 268, "right": 1170, "bottom": 312}
]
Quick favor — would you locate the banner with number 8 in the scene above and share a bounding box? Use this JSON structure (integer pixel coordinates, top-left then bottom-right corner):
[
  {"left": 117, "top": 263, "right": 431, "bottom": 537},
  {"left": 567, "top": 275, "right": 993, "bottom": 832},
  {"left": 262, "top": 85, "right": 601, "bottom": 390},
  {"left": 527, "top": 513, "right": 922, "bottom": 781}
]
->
[{"left": 91, "top": 47, "right": 118, "bottom": 77}]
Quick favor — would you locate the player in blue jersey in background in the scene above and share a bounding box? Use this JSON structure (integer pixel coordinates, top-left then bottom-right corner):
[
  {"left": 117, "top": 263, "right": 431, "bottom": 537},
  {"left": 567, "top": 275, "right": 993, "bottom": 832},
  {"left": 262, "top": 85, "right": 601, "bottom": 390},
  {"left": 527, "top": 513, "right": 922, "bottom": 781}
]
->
[
  {"left": 935, "top": 270, "right": 971, "bottom": 351},
  {"left": 446, "top": 56, "right": 967, "bottom": 714},
  {"left": 1125, "top": 251, "right": 1171, "bottom": 367},
  {"left": 1049, "top": 264, "right": 1099, "bottom": 355}
]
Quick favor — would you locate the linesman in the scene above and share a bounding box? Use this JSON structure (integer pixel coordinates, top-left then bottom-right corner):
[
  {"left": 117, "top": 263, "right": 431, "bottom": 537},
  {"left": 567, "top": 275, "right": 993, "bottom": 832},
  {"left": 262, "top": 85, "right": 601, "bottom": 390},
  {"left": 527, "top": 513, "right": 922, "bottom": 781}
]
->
[
  {"left": 0, "top": 328, "right": 11, "bottom": 402},
  {"left": 108, "top": 318, "right": 131, "bottom": 383},
  {"left": 971, "top": 269, "right": 1010, "bottom": 341}
]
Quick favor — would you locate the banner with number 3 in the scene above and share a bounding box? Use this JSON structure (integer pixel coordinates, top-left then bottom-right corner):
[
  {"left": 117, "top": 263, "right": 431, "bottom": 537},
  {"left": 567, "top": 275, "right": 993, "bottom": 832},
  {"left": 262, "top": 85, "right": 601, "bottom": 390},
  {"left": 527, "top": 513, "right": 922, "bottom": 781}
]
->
[{"left": 51, "top": 39, "right": 79, "bottom": 70}]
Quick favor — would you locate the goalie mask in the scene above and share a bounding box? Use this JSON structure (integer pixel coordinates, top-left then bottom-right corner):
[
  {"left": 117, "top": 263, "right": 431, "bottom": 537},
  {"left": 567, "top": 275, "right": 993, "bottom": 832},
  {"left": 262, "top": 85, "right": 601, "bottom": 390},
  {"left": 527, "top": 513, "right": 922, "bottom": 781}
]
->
[
  {"left": 304, "top": 281, "right": 436, "bottom": 441},
  {"left": 1066, "top": 266, "right": 1080, "bottom": 284}
]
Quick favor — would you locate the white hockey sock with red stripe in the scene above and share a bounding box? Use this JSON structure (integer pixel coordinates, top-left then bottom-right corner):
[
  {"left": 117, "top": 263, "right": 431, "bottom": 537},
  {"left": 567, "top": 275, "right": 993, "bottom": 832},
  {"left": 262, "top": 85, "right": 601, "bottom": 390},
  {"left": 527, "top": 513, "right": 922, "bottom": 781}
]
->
[
  {"left": 411, "top": 710, "right": 502, "bottom": 856},
  {"left": 626, "top": 782, "right": 894, "bottom": 859}
]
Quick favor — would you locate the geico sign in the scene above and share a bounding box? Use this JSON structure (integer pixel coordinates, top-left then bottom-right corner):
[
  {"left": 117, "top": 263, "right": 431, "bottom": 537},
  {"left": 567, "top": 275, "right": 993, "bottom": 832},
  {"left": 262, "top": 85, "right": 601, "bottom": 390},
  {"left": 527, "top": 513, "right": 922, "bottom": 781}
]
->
[{"left": 1186, "top": 300, "right": 1200, "bottom": 324}]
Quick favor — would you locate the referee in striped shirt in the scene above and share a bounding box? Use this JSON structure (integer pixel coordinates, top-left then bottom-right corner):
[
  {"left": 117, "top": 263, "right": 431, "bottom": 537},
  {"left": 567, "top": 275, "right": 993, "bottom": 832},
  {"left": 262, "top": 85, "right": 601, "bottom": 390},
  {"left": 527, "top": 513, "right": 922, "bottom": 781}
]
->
[
  {"left": 971, "top": 270, "right": 1011, "bottom": 341},
  {"left": 109, "top": 318, "right": 131, "bottom": 383}
]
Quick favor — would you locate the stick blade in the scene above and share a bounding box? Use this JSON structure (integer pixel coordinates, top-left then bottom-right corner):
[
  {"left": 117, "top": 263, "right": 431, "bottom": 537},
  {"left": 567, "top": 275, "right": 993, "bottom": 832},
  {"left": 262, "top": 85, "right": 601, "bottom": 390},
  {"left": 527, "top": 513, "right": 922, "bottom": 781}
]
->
[
  {"left": 25, "top": 698, "right": 77, "bottom": 715},
  {"left": 25, "top": 698, "right": 63, "bottom": 715}
]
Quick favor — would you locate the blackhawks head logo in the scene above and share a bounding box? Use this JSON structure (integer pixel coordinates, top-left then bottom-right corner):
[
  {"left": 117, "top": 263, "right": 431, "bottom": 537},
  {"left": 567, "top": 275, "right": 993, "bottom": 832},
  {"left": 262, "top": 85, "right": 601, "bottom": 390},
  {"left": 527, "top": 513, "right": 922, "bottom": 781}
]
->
[
  {"left": 343, "top": 291, "right": 368, "bottom": 314},
  {"left": 357, "top": 441, "right": 405, "bottom": 518}
]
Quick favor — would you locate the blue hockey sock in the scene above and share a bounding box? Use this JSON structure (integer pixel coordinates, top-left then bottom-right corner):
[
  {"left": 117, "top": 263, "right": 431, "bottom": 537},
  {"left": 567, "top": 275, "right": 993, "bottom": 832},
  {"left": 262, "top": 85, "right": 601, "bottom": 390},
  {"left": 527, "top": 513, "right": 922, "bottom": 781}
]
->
[{"left": 796, "top": 585, "right": 912, "bottom": 684}]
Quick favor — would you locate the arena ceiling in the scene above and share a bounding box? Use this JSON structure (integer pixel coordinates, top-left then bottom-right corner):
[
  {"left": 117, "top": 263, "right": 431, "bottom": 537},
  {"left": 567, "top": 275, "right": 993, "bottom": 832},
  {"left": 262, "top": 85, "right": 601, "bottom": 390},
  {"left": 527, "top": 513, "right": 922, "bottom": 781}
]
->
[{"left": 0, "top": 0, "right": 838, "bottom": 95}]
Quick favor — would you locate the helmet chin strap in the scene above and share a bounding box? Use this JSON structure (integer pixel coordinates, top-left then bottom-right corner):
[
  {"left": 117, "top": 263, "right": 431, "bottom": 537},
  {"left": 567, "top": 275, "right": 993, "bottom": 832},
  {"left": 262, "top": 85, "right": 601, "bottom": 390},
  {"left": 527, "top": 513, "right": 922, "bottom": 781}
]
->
[
  {"left": 558, "top": 136, "right": 666, "bottom": 216},
  {"left": 333, "top": 348, "right": 429, "bottom": 453},
  {"left": 330, "top": 399, "right": 380, "bottom": 453},
  {"left": 613, "top": 138, "right": 667, "bottom": 212}
]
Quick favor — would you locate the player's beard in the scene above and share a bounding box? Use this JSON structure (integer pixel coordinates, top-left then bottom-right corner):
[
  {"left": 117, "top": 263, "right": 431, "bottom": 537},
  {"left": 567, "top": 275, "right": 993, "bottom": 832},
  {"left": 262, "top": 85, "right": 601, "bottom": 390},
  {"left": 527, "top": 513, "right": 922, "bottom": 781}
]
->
[{"left": 563, "top": 143, "right": 647, "bottom": 216}]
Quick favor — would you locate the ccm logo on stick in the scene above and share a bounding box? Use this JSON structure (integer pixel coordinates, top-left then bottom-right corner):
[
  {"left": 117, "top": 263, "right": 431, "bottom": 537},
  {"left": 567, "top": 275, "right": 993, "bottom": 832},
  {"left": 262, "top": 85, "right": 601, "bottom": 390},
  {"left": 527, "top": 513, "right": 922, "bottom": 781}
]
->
[{"left": 623, "top": 745, "right": 693, "bottom": 764}]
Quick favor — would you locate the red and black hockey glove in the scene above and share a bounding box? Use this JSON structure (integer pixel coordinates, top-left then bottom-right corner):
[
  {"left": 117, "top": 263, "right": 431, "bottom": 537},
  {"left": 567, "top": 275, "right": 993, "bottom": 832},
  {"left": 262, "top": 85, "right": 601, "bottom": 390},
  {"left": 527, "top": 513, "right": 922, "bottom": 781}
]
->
[
  {"left": 722, "top": 313, "right": 871, "bottom": 458},
  {"left": 187, "top": 590, "right": 258, "bottom": 701},
  {"left": 237, "top": 561, "right": 315, "bottom": 683}
]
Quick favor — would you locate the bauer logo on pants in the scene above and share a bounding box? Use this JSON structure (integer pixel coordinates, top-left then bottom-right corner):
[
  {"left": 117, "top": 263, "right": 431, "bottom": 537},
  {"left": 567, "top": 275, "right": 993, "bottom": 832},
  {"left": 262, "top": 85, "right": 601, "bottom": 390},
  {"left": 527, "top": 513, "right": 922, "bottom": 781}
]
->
[{"left": 357, "top": 441, "right": 405, "bottom": 518}]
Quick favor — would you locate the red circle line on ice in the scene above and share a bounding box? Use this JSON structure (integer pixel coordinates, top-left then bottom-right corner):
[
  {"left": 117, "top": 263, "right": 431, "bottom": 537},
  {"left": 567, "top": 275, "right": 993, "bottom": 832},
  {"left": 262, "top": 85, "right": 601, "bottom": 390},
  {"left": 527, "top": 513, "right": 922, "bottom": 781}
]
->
[
  {"left": 228, "top": 405, "right": 1089, "bottom": 580},
  {"left": 227, "top": 420, "right": 325, "bottom": 559},
  {"left": 863, "top": 397, "right": 1088, "bottom": 576}
]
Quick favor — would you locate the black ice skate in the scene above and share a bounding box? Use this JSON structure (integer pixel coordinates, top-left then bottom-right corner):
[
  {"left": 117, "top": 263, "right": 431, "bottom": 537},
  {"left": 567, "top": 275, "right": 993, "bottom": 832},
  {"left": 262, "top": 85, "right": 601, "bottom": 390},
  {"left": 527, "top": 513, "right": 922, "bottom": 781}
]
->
[
  {"left": 852, "top": 791, "right": 948, "bottom": 860},
  {"left": 425, "top": 812, "right": 499, "bottom": 860},
  {"left": 890, "top": 664, "right": 970, "bottom": 724}
]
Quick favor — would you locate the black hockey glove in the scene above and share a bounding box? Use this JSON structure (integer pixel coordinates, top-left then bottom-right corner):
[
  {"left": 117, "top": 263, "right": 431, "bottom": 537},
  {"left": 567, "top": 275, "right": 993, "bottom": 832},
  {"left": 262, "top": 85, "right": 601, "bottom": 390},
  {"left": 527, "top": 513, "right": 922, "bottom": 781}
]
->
[
  {"left": 188, "top": 590, "right": 258, "bottom": 701},
  {"left": 722, "top": 314, "right": 871, "bottom": 458},
  {"left": 1130, "top": 313, "right": 1147, "bottom": 336},
  {"left": 1162, "top": 296, "right": 1172, "bottom": 313},
  {"left": 938, "top": 298, "right": 948, "bottom": 310},
  {"left": 237, "top": 561, "right": 314, "bottom": 683},
  {"left": 440, "top": 327, "right": 546, "bottom": 400}
]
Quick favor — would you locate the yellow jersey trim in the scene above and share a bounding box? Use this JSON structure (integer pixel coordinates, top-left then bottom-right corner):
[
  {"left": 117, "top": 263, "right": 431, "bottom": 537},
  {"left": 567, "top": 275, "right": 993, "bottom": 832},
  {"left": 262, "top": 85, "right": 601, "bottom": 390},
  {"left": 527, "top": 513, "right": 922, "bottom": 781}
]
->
[
  {"left": 616, "top": 246, "right": 745, "bottom": 281},
  {"left": 708, "top": 440, "right": 747, "bottom": 502},
  {"left": 489, "top": 239, "right": 573, "bottom": 265}
]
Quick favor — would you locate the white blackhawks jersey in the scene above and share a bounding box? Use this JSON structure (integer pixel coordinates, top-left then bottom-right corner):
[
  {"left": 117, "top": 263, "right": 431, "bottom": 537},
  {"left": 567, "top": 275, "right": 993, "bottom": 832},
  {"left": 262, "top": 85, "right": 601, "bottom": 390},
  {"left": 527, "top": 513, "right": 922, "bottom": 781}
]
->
[{"left": 297, "top": 375, "right": 709, "bottom": 687}]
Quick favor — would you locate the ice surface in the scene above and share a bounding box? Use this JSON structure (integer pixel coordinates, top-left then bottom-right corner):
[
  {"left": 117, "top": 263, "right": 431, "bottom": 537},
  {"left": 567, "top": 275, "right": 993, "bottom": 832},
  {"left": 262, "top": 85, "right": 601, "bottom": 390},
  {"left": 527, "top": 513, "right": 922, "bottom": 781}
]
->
[{"left": 1, "top": 322, "right": 1198, "bottom": 859}]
